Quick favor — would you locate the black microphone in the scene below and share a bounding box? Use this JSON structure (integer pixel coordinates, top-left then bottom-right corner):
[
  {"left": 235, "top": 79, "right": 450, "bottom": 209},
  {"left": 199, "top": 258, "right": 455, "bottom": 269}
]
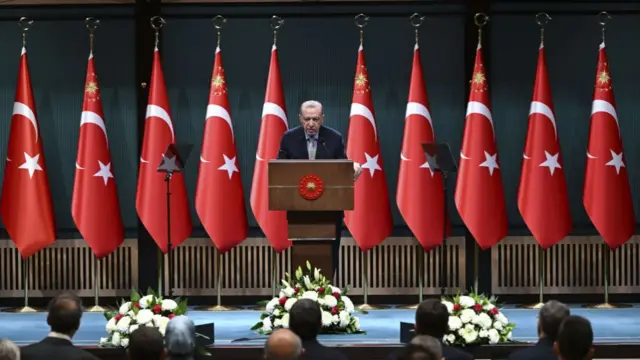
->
[{"left": 320, "top": 140, "right": 329, "bottom": 158}]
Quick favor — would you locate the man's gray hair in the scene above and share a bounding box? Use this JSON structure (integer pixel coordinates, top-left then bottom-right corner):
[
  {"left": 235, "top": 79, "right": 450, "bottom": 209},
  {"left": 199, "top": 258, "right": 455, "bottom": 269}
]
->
[
  {"left": 0, "top": 339, "right": 19, "bottom": 360},
  {"left": 165, "top": 316, "right": 196, "bottom": 359},
  {"left": 300, "top": 100, "right": 323, "bottom": 114},
  {"left": 410, "top": 335, "right": 442, "bottom": 359},
  {"left": 264, "top": 329, "right": 302, "bottom": 360}
]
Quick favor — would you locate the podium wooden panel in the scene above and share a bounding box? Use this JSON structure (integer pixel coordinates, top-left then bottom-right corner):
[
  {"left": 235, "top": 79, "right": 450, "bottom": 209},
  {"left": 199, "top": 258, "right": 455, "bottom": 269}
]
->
[{"left": 268, "top": 160, "right": 354, "bottom": 273}]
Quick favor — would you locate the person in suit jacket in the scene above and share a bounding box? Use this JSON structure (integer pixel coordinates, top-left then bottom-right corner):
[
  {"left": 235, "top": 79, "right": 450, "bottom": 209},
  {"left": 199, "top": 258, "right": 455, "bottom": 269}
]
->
[
  {"left": 127, "top": 326, "right": 166, "bottom": 360},
  {"left": 553, "top": 316, "right": 594, "bottom": 360},
  {"left": 277, "top": 100, "right": 362, "bottom": 277},
  {"left": 21, "top": 293, "right": 100, "bottom": 360},
  {"left": 388, "top": 299, "right": 473, "bottom": 360},
  {"left": 264, "top": 329, "right": 303, "bottom": 360},
  {"left": 507, "top": 300, "right": 570, "bottom": 360},
  {"left": 289, "top": 298, "right": 348, "bottom": 360}
]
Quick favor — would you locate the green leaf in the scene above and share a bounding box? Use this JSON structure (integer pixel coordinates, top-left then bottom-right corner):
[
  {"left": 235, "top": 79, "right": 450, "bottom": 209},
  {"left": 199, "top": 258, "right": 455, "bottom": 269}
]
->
[
  {"left": 130, "top": 289, "right": 141, "bottom": 302},
  {"left": 260, "top": 313, "right": 269, "bottom": 320},
  {"left": 256, "top": 299, "right": 270, "bottom": 306},
  {"left": 250, "top": 322, "right": 263, "bottom": 330}
]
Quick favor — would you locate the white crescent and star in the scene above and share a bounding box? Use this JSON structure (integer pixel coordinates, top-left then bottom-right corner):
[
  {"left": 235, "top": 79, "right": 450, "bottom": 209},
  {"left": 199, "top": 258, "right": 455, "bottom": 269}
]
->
[
  {"left": 139, "top": 104, "right": 176, "bottom": 164},
  {"left": 522, "top": 101, "right": 563, "bottom": 175},
  {"left": 400, "top": 101, "right": 436, "bottom": 176},
  {"left": 255, "top": 102, "right": 288, "bottom": 162},
  {"left": 350, "top": 103, "right": 377, "bottom": 140},
  {"left": 460, "top": 101, "right": 500, "bottom": 175},
  {"left": 586, "top": 99, "right": 626, "bottom": 173},
  {"left": 200, "top": 104, "right": 234, "bottom": 164},
  {"left": 11, "top": 100, "right": 44, "bottom": 177},
  {"left": 76, "top": 111, "right": 109, "bottom": 170}
]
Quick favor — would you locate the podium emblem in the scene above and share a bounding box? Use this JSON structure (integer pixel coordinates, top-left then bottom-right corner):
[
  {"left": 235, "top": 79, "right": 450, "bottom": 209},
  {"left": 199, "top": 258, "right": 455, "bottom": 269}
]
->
[{"left": 298, "top": 174, "right": 324, "bottom": 200}]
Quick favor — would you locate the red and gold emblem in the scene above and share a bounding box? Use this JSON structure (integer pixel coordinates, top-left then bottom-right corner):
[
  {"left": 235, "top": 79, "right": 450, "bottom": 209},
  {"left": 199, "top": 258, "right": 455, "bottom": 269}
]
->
[{"left": 298, "top": 174, "right": 324, "bottom": 200}]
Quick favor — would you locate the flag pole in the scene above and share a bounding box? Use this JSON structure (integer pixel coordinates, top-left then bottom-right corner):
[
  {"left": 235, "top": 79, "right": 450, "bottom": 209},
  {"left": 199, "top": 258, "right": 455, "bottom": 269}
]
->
[
  {"left": 3, "top": 256, "right": 43, "bottom": 313},
  {"left": 196, "top": 247, "right": 241, "bottom": 311},
  {"left": 519, "top": 246, "right": 545, "bottom": 309},
  {"left": 86, "top": 257, "right": 106, "bottom": 312}
]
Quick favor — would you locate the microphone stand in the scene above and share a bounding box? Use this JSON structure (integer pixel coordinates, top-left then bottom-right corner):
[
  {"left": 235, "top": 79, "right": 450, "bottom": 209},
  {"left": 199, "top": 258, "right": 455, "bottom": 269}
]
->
[
  {"left": 165, "top": 172, "right": 174, "bottom": 298},
  {"left": 440, "top": 170, "right": 449, "bottom": 297}
]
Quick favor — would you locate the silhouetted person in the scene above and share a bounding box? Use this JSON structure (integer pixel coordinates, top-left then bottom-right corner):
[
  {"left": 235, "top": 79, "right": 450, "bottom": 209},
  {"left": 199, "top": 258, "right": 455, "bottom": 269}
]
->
[
  {"left": 554, "top": 316, "right": 594, "bottom": 360},
  {"left": 0, "top": 339, "right": 20, "bottom": 360},
  {"left": 165, "top": 316, "right": 197, "bottom": 360},
  {"left": 127, "top": 326, "right": 166, "bottom": 360},
  {"left": 289, "top": 299, "right": 348, "bottom": 360},
  {"left": 21, "top": 293, "right": 99, "bottom": 360},
  {"left": 389, "top": 299, "right": 472, "bottom": 360},
  {"left": 397, "top": 343, "right": 441, "bottom": 360},
  {"left": 508, "top": 300, "right": 570, "bottom": 360},
  {"left": 264, "top": 329, "right": 302, "bottom": 360}
]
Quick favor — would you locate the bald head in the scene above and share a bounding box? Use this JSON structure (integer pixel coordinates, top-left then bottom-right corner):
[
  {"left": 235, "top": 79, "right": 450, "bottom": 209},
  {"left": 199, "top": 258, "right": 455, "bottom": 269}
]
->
[{"left": 264, "top": 329, "right": 303, "bottom": 360}]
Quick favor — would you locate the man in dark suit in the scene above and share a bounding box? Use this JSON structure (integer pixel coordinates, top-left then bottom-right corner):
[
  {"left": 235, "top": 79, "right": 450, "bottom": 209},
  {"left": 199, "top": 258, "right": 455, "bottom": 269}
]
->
[
  {"left": 289, "top": 299, "right": 348, "bottom": 360},
  {"left": 277, "top": 100, "right": 361, "bottom": 277},
  {"left": 389, "top": 299, "right": 472, "bottom": 360},
  {"left": 553, "top": 316, "right": 594, "bottom": 360},
  {"left": 264, "top": 329, "right": 303, "bottom": 360},
  {"left": 507, "top": 300, "right": 570, "bottom": 360},
  {"left": 127, "top": 326, "right": 166, "bottom": 360},
  {"left": 21, "top": 293, "right": 100, "bottom": 360}
]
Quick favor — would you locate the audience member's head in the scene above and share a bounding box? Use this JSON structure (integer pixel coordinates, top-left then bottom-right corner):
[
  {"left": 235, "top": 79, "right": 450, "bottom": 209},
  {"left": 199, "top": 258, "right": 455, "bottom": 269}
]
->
[
  {"left": 46, "top": 293, "right": 83, "bottom": 338},
  {"left": 538, "top": 300, "right": 570, "bottom": 342},
  {"left": 165, "top": 316, "right": 196, "bottom": 360},
  {"left": 397, "top": 343, "right": 440, "bottom": 360},
  {"left": 415, "top": 299, "right": 449, "bottom": 339},
  {"left": 264, "top": 329, "right": 303, "bottom": 360},
  {"left": 127, "top": 326, "right": 166, "bottom": 360},
  {"left": 289, "top": 299, "right": 321, "bottom": 341},
  {"left": 554, "top": 315, "right": 594, "bottom": 360},
  {"left": 410, "top": 335, "right": 443, "bottom": 359},
  {"left": 0, "top": 339, "right": 19, "bottom": 360}
]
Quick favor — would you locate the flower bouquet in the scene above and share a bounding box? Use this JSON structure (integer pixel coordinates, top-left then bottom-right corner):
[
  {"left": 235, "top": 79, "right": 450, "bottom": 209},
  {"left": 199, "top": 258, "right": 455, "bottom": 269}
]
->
[
  {"left": 441, "top": 292, "right": 515, "bottom": 345},
  {"left": 251, "top": 261, "right": 365, "bottom": 335},
  {"left": 100, "top": 289, "right": 188, "bottom": 348}
]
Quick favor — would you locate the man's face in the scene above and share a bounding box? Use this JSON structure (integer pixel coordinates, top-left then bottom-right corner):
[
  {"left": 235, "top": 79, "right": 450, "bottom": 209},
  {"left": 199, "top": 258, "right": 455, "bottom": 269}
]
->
[{"left": 299, "top": 106, "right": 323, "bottom": 136}]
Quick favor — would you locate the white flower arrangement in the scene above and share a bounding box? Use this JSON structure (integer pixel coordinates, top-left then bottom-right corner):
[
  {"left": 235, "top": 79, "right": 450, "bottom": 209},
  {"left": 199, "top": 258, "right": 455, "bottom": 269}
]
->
[
  {"left": 252, "top": 261, "right": 365, "bottom": 335},
  {"left": 100, "top": 289, "right": 188, "bottom": 348},
  {"left": 441, "top": 292, "right": 515, "bottom": 346}
]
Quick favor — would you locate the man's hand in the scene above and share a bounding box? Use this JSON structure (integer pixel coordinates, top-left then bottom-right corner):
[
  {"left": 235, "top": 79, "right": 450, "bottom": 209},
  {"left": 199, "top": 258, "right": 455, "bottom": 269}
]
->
[{"left": 353, "top": 162, "right": 362, "bottom": 181}]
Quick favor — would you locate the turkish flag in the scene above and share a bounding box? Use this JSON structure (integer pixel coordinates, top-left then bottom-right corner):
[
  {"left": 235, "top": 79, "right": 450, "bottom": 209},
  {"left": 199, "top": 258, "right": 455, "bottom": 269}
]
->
[
  {"left": 518, "top": 45, "right": 571, "bottom": 249},
  {"left": 583, "top": 42, "right": 634, "bottom": 249},
  {"left": 250, "top": 44, "right": 290, "bottom": 252},
  {"left": 454, "top": 45, "right": 507, "bottom": 249},
  {"left": 344, "top": 45, "right": 393, "bottom": 251},
  {"left": 196, "top": 46, "right": 248, "bottom": 252},
  {"left": 136, "top": 49, "right": 192, "bottom": 253},
  {"left": 0, "top": 47, "right": 56, "bottom": 258},
  {"left": 72, "top": 52, "right": 124, "bottom": 258},
  {"left": 397, "top": 44, "right": 447, "bottom": 251}
]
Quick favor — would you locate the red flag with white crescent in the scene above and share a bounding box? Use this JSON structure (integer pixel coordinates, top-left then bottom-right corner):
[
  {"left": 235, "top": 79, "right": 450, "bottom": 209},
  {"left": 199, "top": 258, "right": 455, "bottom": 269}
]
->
[
  {"left": 0, "top": 47, "right": 56, "bottom": 258},
  {"left": 454, "top": 44, "right": 507, "bottom": 249},
  {"left": 196, "top": 46, "right": 248, "bottom": 252},
  {"left": 517, "top": 44, "right": 571, "bottom": 249},
  {"left": 136, "top": 49, "right": 192, "bottom": 253},
  {"left": 583, "top": 42, "right": 634, "bottom": 249},
  {"left": 344, "top": 45, "right": 393, "bottom": 251},
  {"left": 397, "top": 44, "right": 447, "bottom": 251},
  {"left": 72, "top": 52, "right": 124, "bottom": 258},
  {"left": 249, "top": 44, "right": 290, "bottom": 252}
]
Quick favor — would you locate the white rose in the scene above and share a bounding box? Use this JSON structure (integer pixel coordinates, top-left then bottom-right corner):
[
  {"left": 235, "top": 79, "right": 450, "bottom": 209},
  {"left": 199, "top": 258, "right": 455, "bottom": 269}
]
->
[
  {"left": 139, "top": 295, "right": 154, "bottom": 309},
  {"left": 106, "top": 318, "right": 117, "bottom": 333},
  {"left": 273, "top": 318, "right": 282, "bottom": 327},
  {"left": 262, "top": 317, "right": 272, "bottom": 332},
  {"left": 321, "top": 311, "right": 333, "bottom": 326},
  {"left": 441, "top": 300, "right": 454, "bottom": 313},
  {"left": 161, "top": 299, "right": 178, "bottom": 311},
  {"left": 99, "top": 337, "right": 109, "bottom": 346},
  {"left": 156, "top": 316, "right": 170, "bottom": 330},
  {"left": 331, "top": 314, "right": 340, "bottom": 325},
  {"left": 127, "top": 310, "right": 136, "bottom": 318},
  {"left": 314, "top": 268, "right": 321, "bottom": 281},
  {"left": 266, "top": 298, "right": 279, "bottom": 313},
  {"left": 323, "top": 295, "right": 338, "bottom": 308},
  {"left": 116, "top": 316, "right": 132, "bottom": 333},
  {"left": 281, "top": 313, "right": 290, "bottom": 328},
  {"left": 483, "top": 303, "right": 496, "bottom": 311},
  {"left": 158, "top": 318, "right": 170, "bottom": 335},
  {"left": 136, "top": 309, "right": 154, "bottom": 325},
  {"left": 303, "top": 276, "right": 314, "bottom": 289},
  {"left": 459, "top": 309, "right": 475, "bottom": 324},
  {"left": 448, "top": 316, "right": 462, "bottom": 330},
  {"left": 119, "top": 302, "right": 131, "bottom": 315},
  {"left": 282, "top": 287, "right": 295, "bottom": 297},
  {"left": 353, "top": 316, "right": 360, "bottom": 330},
  {"left": 339, "top": 311, "right": 350, "bottom": 328},
  {"left": 459, "top": 324, "right": 478, "bottom": 344},
  {"left": 273, "top": 309, "right": 281, "bottom": 317},
  {"left": 459, "top": 296, "right": 475, "bottom": 308},
  {"left": 317, "top": 297, "right": 326, "bottom": 307},
  {"left": 495, "top": 313, "right": 509, "bottom": 326},
  {"left": 342, "top": 296, "right": 355, "bottom": 313},
  {"left": 301, "top": 291, "right": 318, "bottom": 302},
  {"left": 443, "top": 334, "right": 456, "bottom": 345},
  {"left": 152, "top": 314, "right": 163, "bottom": 325},
  {"left": 473, "top": 313, "right": 492, "bottom": 329},
  {"left": 284, "top": 298, "right": 298, "bottom": 311},
  {"left": 488, "top": 328, "right": 500, "bottom": 344},
  {"left": 330, "top": 286, "right": 341, "bottom": 294},
  {"left": 111, "top": 332, "right": 121, "bottom": 347},
  {"left": 493, "top": 321, "right": 503, "bottom": 330},
  {"left": 479, "top": 329, "right": 489, "bottom": 338},
  {"left": 121, "top": 338, "right": 129, "bottom": 348},
  {"left": 129, "top": 324, "right": 139, "bottom": 334}
]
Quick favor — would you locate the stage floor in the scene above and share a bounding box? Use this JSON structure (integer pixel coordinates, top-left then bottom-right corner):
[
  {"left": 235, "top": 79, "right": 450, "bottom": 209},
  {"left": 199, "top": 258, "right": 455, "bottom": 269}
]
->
[{"left": 1, "top": 304, "right": 640, "bottom": 346}]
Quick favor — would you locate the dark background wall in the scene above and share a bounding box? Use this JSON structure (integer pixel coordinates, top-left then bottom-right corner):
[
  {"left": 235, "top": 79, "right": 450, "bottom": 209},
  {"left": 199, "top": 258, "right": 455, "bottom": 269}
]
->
[{"left": 0, "top": 0, "right": 639, "bottom": 239}]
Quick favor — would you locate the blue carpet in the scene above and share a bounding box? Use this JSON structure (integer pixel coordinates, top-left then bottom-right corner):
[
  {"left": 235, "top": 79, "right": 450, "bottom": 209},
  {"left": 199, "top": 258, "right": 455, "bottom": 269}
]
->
[{"left": 1, "top": 305, "right": 640, "bottom": 346}]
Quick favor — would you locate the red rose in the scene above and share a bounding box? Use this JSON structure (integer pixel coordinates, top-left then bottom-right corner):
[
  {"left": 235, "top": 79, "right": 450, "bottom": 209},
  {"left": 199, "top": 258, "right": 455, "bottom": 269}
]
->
[
  {"left": 114, "top": 314, "right": 123, "bottom": 322},
  {"left": 474, "top": 304, "right": 483, "bottom": 312},
  {"left": 168, "top": 314, "right": 175, "bottom": 319},
  {"left": 131, "top": 302, "right": 139, "bottom": 309},
  {"left": 153, "top": 304, "right": 162, "bottom": 314},
  {"left": 279, "top": 297, "right": 287, "bottom": 306},
  {"left": 295, "top": 287, "right": 301, "bottom": 293},
  {"left": 331, "top": 306, "right": 339, "bottom": 315},
  {"left": 333, "top": 292, "right": 340, "bottom": 299},
  {"left": 318, "top": 287, "right": 325, "bottom": 294},
  {"left": 491, "top": 308, "right": 499, "bottom": 316},
  {"left": 453, "top": 304, "right": 461, "bottom": 311}
]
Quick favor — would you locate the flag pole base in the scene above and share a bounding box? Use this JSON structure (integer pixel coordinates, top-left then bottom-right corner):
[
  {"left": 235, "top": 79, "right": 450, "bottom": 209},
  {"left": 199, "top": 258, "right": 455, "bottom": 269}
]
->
[
  {"left": 2, "top": 306, "right": 44, "bottom": 313},
  {"left": 86, "top": 305, "right": 107, "bottom": 313},
  {"left": 356, "top": 303, "right": 388, "bottom": 311},
  {"left": 517, "top": 302, "right": 545, "bottom": 309},
  {"left": 583, "top": 302, "right": 632, "bottom": 309},
  {"left": 398, "top": 304, "right": 420, "bottom": 310},
  {"left": 194, "top": 305, "right": 242, "bottom": 312}
]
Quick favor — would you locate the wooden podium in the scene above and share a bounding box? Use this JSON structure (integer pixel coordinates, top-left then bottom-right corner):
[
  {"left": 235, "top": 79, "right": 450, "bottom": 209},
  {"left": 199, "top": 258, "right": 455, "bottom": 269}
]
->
[{"left": 268, "top": 160, "right": 354, "bottom": 274}]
